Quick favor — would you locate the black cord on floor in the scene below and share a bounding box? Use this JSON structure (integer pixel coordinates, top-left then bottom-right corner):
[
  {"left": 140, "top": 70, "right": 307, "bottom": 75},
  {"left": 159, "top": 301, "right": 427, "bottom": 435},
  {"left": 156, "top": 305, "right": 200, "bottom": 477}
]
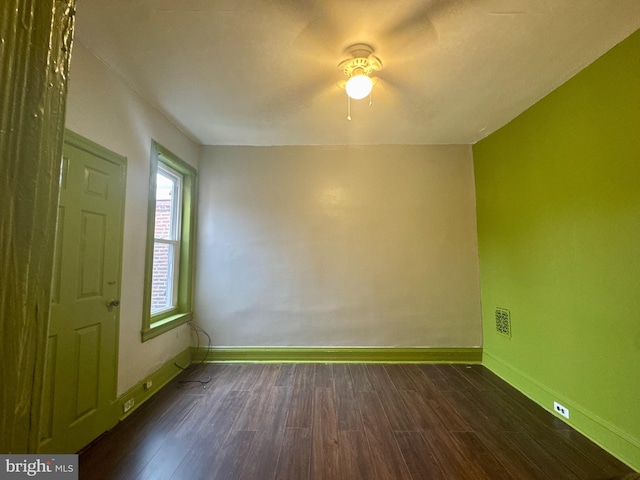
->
[{"left": 190, "top": 322, "right": 212, "bottom": 364}]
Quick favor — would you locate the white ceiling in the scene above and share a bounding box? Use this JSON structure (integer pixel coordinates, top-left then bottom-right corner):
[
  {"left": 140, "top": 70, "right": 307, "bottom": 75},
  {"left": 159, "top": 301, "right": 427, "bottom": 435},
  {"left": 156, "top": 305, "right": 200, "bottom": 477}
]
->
[{"left": 74, "top": 0, "right": 640, "bottom": 146}]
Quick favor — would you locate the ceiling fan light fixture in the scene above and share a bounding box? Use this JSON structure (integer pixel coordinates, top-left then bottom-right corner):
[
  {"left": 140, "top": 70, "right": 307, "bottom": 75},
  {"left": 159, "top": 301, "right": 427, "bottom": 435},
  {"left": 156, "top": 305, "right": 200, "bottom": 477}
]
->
[
  {"left": 338, "top": 44, "right": 382, "bottom": 95},
  {"left": 345, "top": 74, "right": 373, "bottom": 100},
  {"left": 338, "top": 44, "right": 383, "bottom": 119}
]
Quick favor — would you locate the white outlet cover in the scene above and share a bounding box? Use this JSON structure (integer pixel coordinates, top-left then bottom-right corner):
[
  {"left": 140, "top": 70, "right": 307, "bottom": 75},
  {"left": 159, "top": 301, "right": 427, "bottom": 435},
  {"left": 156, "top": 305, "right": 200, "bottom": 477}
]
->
[
  {"left": 123, "top": 399, "right": 135, "bottom": 412},
  {"left": 554, "top": 401, "right": 570, "bottom": 419}
]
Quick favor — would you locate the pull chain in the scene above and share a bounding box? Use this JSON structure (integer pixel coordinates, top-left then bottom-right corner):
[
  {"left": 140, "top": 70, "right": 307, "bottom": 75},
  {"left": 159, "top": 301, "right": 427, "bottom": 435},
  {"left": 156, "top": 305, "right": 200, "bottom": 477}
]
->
[{"left": 346, "top": 91, "right": 373, "bottom": 120}]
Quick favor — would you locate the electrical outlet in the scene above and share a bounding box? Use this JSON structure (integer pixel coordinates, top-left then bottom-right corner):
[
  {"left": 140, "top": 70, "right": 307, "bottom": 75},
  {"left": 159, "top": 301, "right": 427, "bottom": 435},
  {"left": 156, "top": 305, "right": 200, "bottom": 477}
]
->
[
  {"left": 144, "top": 380, "right": 153, "bottom": 391},
  {"left": 123, "top": 398, "right": 135, "bottom": 413},
  {"left": 554, "top": 401, "right": 569, "bottom": 419}
]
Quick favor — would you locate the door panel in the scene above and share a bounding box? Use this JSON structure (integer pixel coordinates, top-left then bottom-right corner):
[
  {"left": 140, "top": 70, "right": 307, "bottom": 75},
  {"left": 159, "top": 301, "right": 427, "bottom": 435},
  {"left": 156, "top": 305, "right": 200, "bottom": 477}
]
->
[
  {"left": 77, "top": 211, "right": 106, "bottom": 298},
  {"left": 40, "top": 133, "right": 126, "bottom": 454},
  {"left": 73, "top": 323, "right": 101, "bottom": 420}
]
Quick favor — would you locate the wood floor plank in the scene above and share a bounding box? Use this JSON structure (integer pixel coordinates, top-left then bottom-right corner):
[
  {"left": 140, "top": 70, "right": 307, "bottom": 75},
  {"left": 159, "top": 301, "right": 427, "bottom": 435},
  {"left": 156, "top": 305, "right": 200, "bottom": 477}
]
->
[
  {"left": 167, "top": 391, "right": 249, "bottom": 479},
  {"left": 252, "top": 363, "right": 281, "bottom": 391},
  {"left": 556, "top": 429, "right": 634, "bottom": 477},
  {"left": 232, "top": 364, "right": 265, "bottom": 391},
  {"left": 453, "top": 431, "right": 518, "bottom": 480},
  {"left": 481, "top": 373, "right": 572, "bottom": 431},
  {"left": 366, "top": 364, "right": 418, "bottom": 432},
  {"left": 473, "top": 429, "right": 548, "bottom": 480},
  {"left": 468, "top": 385, "right": 538, "bottom": 431},
  {"left": 310, "top": 387, "right": 341, "bottom": 480},
  {"left": 208, "top": 363, "right": 245, "bottom": 387},
  {"left": 274, "top": 428, "right": 311, "bottom": 480},
  {"left": 427, "top": 392, "right": 472, "bottom": 433},
  {"left": 397, "top": 389, "right": 445, "bottom": 431},
  {"left": 418, "top": 364, "right": 462, "bottom": 391},
  {"left": 210, "top": 430, "right": 256, "bottom": 480},
  {"left": 293, "top": 364, "right": 315, "bottom": 390},
  {"left": 332, "top": 364, "right": 354, "bottom": 398},
  {"left": 463, "top": 379, "right": 617, "bottom": 478},
  {"left": 233, "top": 387, "right": 278, "bottom": 432},
  {"left": 133, "top": 435, "right": 198, "bottom": 480},
  {"left": 79, "top": 394, "right": 199, "bottom": 479},
  {"left": 198, "top": 390, "right": 249, "bottom": 441},
  {"left": 237, "top": 429, "right": 282, "bottom": 480},
  {"left": 465, "top": 364, "right": 510, "bottom": 390},
  {"left": 433, "top": 364, "right": 475, "bottom": 391},
  {"left": 286, "top": 387, "right": 313, "bottom": 429},
  {"left": 237, "top": 388, "right": 292, "bottom": 480},
  {"left": 442, "top": 388, "right": 501, "bottom": 433},
  {"left": 86, "top": 432, "right": 169, "bottom": 480},
  {"left": 531, "top": 432, "right": 614, "bottom": 480},
  {"left": 274, "top": 363, "right": 297, "bottom": 387},
  {"left": 176, "top": 364, "right": 220, "bottom": 394},
  {"left": 357, "top": 391, "right": 413, "bottom": 480},
  {"left": 456, "top": 388, "right": 524, "bottom": 432},
  {"left": 313, "top": 364, "right": 334, "bottom": 388},
  {"left": 399, "top": 364, "right": 441, "bottom": 400},
  {"left": 503, "top": 431, "right": 582, "bottom": 480},
  {"left": 168, "top": 437, "right": 221, "bottom": 479},
  {"left": 348, "top": 363, "right": 374, "bottom": 392},
  {"left": 466, "top": 385, "right": 618, "bottom": 478},
  {"left": 336, "top": 394, "right": 362, "bottom": 432},
  {"left": 422, "top": 428, "right": 491, "bottom": 480},
  {"left": 332, "top": 364, "right": 361, "bottom": 431},
  {"left": 394, "top": 431, "right": 447, "bottom": 480},
  {"left": 338, "top": 430, "right": 379, "bottom": 480},
  {"left": 450, "top": 364, "right": 497, "bottom": 391},
  {"left": 172, "top": 397, "right": 211, "bottom": 437},
  {"left": 383, "top": 364, "right": 416, "bottom": 391},
  {"left": 261, "top": 386, "right": 294, "bottom": 433},
  {"left": 199, "top": 364, "right": 246, "bottom": 414}
]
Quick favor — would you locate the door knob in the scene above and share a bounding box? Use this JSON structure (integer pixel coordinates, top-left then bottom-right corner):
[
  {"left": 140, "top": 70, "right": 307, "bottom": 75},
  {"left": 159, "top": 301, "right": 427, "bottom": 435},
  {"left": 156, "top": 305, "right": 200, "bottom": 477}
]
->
[{"left": 106, "top": 299, "right": 121, "bottom": 311}]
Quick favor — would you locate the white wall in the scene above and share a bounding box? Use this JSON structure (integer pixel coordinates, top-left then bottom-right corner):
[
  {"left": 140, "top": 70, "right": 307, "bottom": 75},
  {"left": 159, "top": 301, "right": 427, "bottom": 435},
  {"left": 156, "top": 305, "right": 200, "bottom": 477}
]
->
[
  {"left": 65, "top": 42, "right": 199, "bottom": 394},
  {"left": 196, "top": 145, "right": 482, "bottom": 347}
]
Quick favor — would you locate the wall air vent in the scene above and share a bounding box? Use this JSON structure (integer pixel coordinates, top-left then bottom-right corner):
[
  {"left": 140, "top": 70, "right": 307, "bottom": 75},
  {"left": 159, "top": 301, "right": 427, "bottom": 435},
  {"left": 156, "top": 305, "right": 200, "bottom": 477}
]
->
[{"left": 495, "top": 308, "right": 511, "bottom": 338}]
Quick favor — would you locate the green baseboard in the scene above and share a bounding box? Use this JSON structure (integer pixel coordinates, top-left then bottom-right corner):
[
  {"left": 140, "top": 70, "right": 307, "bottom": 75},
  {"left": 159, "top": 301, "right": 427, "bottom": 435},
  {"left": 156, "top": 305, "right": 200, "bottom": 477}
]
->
[
  {"left": 115, "top": 347, "right": 191, "bottom": 421},
  {"left": 483, "top": 351, "right": 640, "bottom": 472},
  {"left": 191, "top": 346, "right": 482, "bottom": 364}
]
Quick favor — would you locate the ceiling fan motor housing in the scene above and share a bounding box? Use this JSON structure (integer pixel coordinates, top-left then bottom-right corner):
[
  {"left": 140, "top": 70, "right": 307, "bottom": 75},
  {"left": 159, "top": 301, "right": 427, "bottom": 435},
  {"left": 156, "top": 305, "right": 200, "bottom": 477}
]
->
[{"left": 338, "top": 43, "right": 383, "bottom": 78}]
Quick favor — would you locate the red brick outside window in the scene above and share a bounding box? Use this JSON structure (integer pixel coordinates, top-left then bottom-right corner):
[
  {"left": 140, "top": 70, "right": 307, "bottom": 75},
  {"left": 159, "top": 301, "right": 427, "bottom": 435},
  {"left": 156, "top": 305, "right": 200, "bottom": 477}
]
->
[{"left": 151, "top": 166, "right": 182, "bottom": 314}]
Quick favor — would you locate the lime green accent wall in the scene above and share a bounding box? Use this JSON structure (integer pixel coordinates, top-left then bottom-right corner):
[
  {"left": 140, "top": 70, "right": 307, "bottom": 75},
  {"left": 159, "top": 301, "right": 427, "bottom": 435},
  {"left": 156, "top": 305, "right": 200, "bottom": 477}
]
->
[
  {"left": 474, "top": 29, "right": 640, "bottom": 470},
  {"left": 191, "top": 347, "right": 482, "bottom": 364}
]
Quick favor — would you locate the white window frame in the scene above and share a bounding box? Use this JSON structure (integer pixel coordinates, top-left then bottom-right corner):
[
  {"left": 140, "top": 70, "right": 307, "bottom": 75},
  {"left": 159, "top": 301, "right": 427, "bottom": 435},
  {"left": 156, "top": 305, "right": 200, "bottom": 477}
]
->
[{"left": 151, "top": 164, "right": 183, "bottom": 315}]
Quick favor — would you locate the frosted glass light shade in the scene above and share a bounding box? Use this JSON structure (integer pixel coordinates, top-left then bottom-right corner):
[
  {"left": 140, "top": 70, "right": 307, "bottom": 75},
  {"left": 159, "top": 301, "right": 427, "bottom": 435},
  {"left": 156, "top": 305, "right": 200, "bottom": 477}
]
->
[{"left": 345, "top": 74, "right": 373, "bottom": 100}]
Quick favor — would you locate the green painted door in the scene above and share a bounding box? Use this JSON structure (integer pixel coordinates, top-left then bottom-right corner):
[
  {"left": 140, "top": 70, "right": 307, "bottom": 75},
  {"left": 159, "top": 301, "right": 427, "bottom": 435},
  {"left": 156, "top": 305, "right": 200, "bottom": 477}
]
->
[{"left": 39, "top": 132, "right": 126, "bottom": 453}]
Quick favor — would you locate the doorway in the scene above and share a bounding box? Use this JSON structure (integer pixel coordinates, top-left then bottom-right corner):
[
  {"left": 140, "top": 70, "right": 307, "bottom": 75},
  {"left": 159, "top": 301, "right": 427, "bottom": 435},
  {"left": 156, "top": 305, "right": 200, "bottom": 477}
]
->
[{"left": 39, "top": 131, "right": 126, "bottom": 453}]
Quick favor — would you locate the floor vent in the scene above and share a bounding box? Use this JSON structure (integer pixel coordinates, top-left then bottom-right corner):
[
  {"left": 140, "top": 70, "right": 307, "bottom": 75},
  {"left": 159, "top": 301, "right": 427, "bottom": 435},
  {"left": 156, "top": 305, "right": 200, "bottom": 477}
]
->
[{"left": 495, "top": 308, "right": 511, "bottom": 338}]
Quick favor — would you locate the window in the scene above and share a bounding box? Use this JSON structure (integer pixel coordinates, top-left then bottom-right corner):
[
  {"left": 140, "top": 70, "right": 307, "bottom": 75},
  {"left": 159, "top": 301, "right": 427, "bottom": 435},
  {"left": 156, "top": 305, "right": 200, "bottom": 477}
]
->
[
  {"left": 142, "top": 142, "right": 197, "bottom": 341},
  {"left": 152, "top": 165, "right": 182, "bottom": 314}
]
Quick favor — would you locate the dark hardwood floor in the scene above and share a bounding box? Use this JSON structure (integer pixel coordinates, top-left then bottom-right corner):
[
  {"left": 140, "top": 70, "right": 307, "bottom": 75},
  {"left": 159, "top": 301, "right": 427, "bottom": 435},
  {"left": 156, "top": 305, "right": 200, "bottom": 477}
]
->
[{"left": 79, "top": 363, "right": 635, "bottom": 479}]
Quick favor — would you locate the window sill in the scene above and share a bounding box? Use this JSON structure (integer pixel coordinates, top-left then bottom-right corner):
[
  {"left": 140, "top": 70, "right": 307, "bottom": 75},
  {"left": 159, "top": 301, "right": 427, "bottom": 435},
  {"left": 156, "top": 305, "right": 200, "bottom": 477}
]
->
[{"left": 141, "top": 311, "right": 192, "bottom": 342}]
